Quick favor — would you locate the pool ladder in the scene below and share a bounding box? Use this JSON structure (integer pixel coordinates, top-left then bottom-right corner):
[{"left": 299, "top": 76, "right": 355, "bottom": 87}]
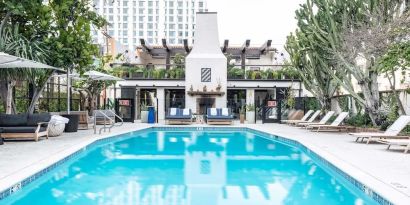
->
[{"left": 93, "top": 110, "right": 124, "bottom": 134}]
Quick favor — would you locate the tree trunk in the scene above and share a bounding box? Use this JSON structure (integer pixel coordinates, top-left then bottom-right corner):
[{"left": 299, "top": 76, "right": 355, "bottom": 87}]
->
[
  {"left": 27, "top": 72, "right": 55, "bottom": 114},
  {"left": 6, "top": 81, "right": 16, "bottom": 114},
  {"left": 350, "top": 97, "right": 358, "bottom": 114},
  {"left": 387, "top": 71, "right": 406, "bottom": 115},
  {"left": 331, "top": 98, "right": 342, "bottom": 114},
  {"left": 359, "top": 81, "right": 379, "bottom": 125}
]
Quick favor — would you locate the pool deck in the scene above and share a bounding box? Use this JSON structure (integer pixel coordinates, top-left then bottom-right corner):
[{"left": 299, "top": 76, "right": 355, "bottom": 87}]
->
[{"left": 0, "top": 122, "right": 409, "bottom": 204}]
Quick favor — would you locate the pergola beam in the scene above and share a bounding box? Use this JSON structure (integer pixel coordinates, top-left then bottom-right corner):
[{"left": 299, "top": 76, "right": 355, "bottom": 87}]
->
[
  {"left": 241, "top": 40, "right": 250, "bottom": 69},
  {"left": 140, "top": 39, "right": 153, "bottom": 53},
  {"left": 183, "top": 39, "right": 191, "bottom": 53},
  {"left": 162, "top": 39, "right": 171, "bottom": 69},
  {"left": 222, "top": 39, "right": 229, "bottom": 53},
  {"left": 241, "top": 39, "right": 251, "bottom": 53},
  {"left": 260, "top": 40, "right": 272, "bottom": 53}
]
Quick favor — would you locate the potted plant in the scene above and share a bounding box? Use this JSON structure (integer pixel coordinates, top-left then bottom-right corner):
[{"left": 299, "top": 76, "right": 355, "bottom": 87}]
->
[
  {"left": 246, "top": 103, "right": 256, "bottom": 124},
  {"left": 140, "top": 102, "right": 149, "bottom": 123},
  {"left": 239, "top": 106, "right": 245, "bottom": 124}
]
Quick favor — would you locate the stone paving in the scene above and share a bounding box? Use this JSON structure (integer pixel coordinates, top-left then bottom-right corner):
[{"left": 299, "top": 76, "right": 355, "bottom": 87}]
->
[{"left": 0, "top": 122, "right": 409, "bottom": 204}]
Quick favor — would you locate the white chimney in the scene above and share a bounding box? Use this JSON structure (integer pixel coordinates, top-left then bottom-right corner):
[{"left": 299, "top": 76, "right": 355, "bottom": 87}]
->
[{"left": 185, "top": 12, "right": 227, "bottom": 113}]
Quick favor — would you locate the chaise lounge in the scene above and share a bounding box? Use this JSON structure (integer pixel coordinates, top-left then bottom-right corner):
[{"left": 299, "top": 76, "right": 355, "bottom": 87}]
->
[
  {"left": 350, "top": 115, "right": 410, "bottom": 144},
  {"left": 206, "top": 108, "right": 234, "bottom": 125},
  {"left": 165, "top": 108, "right": 193, "bottom": 125},
  {"left": 0, "top": 113, "right": 51, "bottom": 141}
]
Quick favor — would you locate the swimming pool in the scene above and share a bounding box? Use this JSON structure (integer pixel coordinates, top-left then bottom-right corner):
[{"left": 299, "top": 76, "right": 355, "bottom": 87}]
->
[{"left": 1, "top": 128, "right": 382, "bottom": 204}]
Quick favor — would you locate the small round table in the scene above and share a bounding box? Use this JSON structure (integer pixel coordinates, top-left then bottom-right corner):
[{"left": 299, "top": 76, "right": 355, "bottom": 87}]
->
[{"left": 192, "top": 114, "right": 205, "bottom": 124}]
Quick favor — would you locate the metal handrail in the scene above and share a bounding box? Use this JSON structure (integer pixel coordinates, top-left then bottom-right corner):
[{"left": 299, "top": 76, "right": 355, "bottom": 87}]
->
[
  {"left": 93, "top": 110, "right": 124, "bottom": 134},
  {"left": 93, "top": 110, "right": 114, "bottom": 134},
  {"left": 105, "top": 109, "right": 124, "bottom": 127}
]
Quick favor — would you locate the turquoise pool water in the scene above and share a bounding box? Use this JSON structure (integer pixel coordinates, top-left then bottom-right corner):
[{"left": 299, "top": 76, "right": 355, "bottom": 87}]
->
[{"left": 2, "top": 129, "right": 378, "bottom": 205}]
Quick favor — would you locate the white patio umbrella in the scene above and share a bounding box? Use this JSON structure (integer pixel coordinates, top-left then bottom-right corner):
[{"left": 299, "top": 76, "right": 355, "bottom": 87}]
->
[
  {"left": 83, "top": 70, "right": 124, "bottom": 81},
  {"left": 0, "top": 52, "right": 61, "bottom": 70}
]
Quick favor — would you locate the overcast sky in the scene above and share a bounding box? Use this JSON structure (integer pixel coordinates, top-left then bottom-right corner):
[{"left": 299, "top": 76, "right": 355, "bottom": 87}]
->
[{"left": 206, "top": 0, "right": 305, "bottom": 51}]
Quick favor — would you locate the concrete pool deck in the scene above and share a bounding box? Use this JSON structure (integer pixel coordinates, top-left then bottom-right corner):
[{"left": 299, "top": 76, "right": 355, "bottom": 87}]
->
[{"left": 0, "top": 122, "right": 409, "bottom": 204}]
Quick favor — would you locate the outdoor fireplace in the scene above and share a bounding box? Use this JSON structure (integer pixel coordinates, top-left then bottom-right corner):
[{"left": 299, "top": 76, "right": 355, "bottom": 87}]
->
[
  {"left": 196, "top": 98, "right": 216, "bottom": 114},
  {"left": 185, "top": 12, "right": 227, "bottom": 112}
]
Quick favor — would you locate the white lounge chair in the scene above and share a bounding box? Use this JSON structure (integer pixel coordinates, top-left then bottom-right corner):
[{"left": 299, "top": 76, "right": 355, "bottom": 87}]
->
[
  {"left": 350, "top": 115, "right": 410, "bottom": 144},
  {"left": 281, "top": 110, "right": 313, "bottom": 123},
  {"left": 297, "top": 111, "right": 335, "bottom": 127},
  {"left": 288, "top": 110, "right": 321, "bottom": 126},
  {"left": 307, "top": 112, "right": 349, "bottom": 132},
  {"left": 378, "top": 139, "right": 410, "bottom": 153}
]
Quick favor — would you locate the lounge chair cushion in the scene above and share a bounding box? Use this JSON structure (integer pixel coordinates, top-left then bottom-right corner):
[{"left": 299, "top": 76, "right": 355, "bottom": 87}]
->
[
  {"left": 0, "top": 114, "right": 28, "bottom": 127},
  {"left": 221, "top": 108, "right": 229, "bottom": 116},
  {"left": 210, "top": 108, "right": 217, "bottom": 116},
  {"left": 182, "top": 109, "right": 190, "bottom": 116},
  {"left": 170, "top": 108, "right": 177, "bottom": 116},
  {"left": 0, "top": 126, "right": 47, "bottom": 133},
  {"left": 207, "top": 115, "right": 234, "bottom": 119},
  {"left": 27, "top": 113, "right": 51, "bottom": 126}
]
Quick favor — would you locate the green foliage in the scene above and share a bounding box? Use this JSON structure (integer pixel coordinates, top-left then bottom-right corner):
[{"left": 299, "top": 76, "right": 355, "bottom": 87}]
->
[
  {"left": 246, "top": 103, "right": 255, "bottom": 112},
  {"left": 227, "top": 67, "right": 245, "bottom": 79},
  {"left": 304, "top": 97, "right": 321, "bottom": 111},
  {"left": 345, "top": 113, "right": 372, "bottom": 127},
  {"left": 140, "top": 101, "right": 148, "bottom": 111}
]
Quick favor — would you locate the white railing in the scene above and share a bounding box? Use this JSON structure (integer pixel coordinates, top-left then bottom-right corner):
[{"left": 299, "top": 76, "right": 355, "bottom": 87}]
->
[{"left": 93, "top": 110, "right": 123, "bottom": 134}]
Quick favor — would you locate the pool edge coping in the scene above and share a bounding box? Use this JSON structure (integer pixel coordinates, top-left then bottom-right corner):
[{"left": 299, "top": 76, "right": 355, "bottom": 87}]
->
[{"left": 0, "top": 124, "right": 407, "bottom": 204}]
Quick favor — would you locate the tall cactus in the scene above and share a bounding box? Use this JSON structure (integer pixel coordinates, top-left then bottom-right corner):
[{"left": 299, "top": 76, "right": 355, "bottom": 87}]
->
[{"left": 286, "top": 0, "right": 407, "bottom": 125}]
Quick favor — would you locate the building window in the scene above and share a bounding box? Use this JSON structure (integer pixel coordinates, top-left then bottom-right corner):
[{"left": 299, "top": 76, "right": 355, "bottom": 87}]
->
[
  {"left": 124, "top": 30, "right": 128, "bottom": 36},
  {"left": 169, "top": 16, "right": 174, "bottom": 22},
  {"left": 109, "top": 8, "right": 113, "bottom": 13},
  {"left": 148, "top": 38, "right": 153, "bottom": 44},
  {"left": 139, "top": 1, "right": 144, "bottom": 6},
  {"left": 123, "top": 8, "right": 128, "bottom": 13},
  {"left": 178, "top": 1, "right": 183, "bottom": 7},
  {"left": 123, "top": 23, "right": 128, "bottom": 28},
  {"left": 123, "top": 16, "right": 128, "bottom": 21},
  {"left": 139, "top": 23, "right": 144, "bottom": 29},
  {"left": 148, "top": 23, "right": 153, "bottom": 29},
  {"left": 169, "top": 24, "right": 175, "bottom": 29},
  {"left": 139, "top": 8, "right": 144, "bottom": 13},
  {"left": 148, "top": 9, "right": 153, "bottom": 14},
  {"left": 148, "top": 1, "right": 153, "bottom": 7},
  {"left": 199, "top": 1, "right": 204, "bottom": 7},
  {"left": 123, "top": 38, "right": 128, "bottom": 43},
  {"left": 148, "top": 31, "right": 153, "bottom": 36},
  {"left": 169, "top": 1, "right": 174, "bottom": 7},
  {"left": 169, "top": 9, "right": 174, "bottom": 15},
  {"left": 178, "top": 9, "right": 183, "bottom": 15},
  {"left": 139, "top": 16, "right": 144, "bottom": 21},
  {"left": 109, "top": 16, "right": 113, "bottom": 21},
  {"left": 178, "top": 16, "right": 182, "bottom": 22},
  {"left": 201, "top": 68, "right": 211, "bottom": 82},
  {"left": 139, "top": 31, "right": 144, "bottom": 36},
  {"left": 124, "top": 1, "right": 128, "bottom": 6},
  {"left": 148, "top": 16, "right": 153, "bottom": 22},
  {"left": 178, "top": 24, "right": 183, "bottom": 29}
]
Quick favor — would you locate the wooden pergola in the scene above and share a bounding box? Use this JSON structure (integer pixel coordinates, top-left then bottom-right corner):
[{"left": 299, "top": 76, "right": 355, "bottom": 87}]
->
[{"left": 138, "top": 38, "right": 276, "bottom": 68}]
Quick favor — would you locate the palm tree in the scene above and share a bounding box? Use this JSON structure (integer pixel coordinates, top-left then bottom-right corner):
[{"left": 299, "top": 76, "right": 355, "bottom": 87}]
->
[{"left": 0, "top": 17, "right": 48, "bottom": 114}]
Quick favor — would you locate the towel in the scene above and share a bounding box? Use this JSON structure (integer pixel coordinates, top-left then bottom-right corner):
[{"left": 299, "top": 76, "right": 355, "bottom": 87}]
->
[
  {"left": 221, "top": 108, "right": 229, "bottom": 116},
  {"left": 182, "top": 109, "right": 190, "bottom": 116},
  {"left": 210, "top": 108, "right": 217, "bottom": 116},
  {"left": 50, "top": 115, "right": 69, "bottom": 124},
  {"left": 170, "top": 108, "right": 177, "bottom": 116}
]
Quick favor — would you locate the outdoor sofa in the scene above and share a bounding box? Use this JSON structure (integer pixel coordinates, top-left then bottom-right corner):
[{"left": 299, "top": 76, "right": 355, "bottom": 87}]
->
[
  {"left": 206, "top": 108, "right": 234, "bottom": 125},
  {"left": 0, "top": 113, "right": 51, "bottom": 141},
  {"left": 165, "top": 108, "right": 193, "bottom": 124}
]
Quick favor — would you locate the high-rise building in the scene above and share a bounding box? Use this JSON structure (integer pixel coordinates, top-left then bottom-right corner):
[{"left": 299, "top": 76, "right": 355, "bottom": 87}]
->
[{"left": 91, "top": 0, "right": 208, "bottom": 56}]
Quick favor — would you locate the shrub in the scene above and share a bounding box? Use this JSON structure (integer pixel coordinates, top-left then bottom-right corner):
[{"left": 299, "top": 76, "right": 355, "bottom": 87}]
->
[{"left": 345, "top": 113, "right": 372, "bottom": 127}]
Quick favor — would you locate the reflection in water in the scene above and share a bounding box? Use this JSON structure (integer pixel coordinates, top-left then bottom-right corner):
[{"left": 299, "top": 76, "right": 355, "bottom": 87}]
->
[{"left": 3, "top": 131, "right": 375, "bottom": 205}]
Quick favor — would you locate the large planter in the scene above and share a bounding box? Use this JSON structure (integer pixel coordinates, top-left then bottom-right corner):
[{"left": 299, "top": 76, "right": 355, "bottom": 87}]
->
[
  {"left": 246, "top": 111, "right": 255, "bottom": 124},
  {"left": 141, "top": 111, "right": 149, "bottom": 123},
  {"left": 240, "top": 114, "right": 245, "bottom": 124},
  {"left": 61, "top": 114, "right": 79, "bottom": 132}
]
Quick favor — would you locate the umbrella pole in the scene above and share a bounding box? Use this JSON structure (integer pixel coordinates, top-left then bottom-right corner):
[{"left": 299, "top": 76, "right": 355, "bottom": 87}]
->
[{"left": 67, "top": 68, "right": 70, "bottom": 114}]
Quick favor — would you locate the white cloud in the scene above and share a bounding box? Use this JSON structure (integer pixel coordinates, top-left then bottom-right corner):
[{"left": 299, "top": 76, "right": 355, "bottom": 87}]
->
[{"left": 206, "top": 0, "right": 305, "bottom": 51}]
